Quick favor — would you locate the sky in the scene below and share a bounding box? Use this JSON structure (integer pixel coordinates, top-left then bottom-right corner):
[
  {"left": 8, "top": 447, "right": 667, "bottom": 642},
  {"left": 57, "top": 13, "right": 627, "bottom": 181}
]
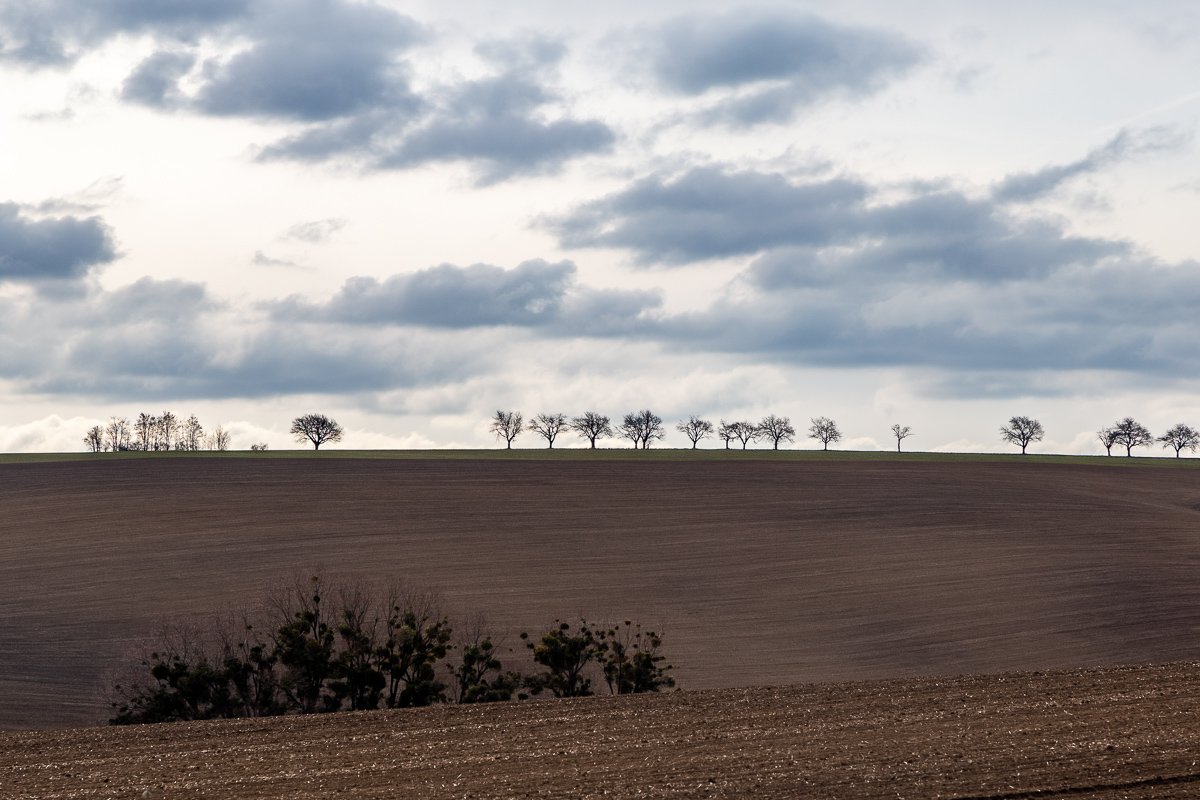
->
[{"left": 2, "top": 0, "right": 1200, "bottom": 453}]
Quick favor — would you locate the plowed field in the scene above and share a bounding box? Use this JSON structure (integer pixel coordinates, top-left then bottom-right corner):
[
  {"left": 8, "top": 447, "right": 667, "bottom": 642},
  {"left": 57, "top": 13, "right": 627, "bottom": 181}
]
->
[
  {"left": 3, "top": 455, "right": 1200, "bottom": 730},
  {"left": 3, "top": 663, "right": 1199, "bottom": 799}
]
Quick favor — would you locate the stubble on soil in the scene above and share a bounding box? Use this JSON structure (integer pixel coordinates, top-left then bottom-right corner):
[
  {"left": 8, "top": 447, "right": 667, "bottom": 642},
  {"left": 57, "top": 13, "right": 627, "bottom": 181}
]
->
[{"left": 3, "top": 662, "right": 1199, "bottom": 799}]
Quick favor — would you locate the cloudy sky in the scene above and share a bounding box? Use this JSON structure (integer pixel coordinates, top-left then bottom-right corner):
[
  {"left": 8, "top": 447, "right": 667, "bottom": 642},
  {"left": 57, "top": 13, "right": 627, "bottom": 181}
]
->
[{"left": 2, "top": 0, "right": 1200, "bottom": 453}]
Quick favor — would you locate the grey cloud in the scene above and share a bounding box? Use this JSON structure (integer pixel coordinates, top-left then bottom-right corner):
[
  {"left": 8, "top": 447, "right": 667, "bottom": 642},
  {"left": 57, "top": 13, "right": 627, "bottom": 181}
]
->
[
  {"left": 89, "top": 276, "right": 216, "bottom": 322},
  {"left": 252, "top": 251, "right": 307, "bottom": 269},
  {"left": 646, "top": 258, "right": 1196, "bottom": 378},
  {"left": 374, "top": 70, "right": 615, "bottom": 184},
  {"left": 553, "top": 166, "right": 1125, "bottom": 280},
  {"left": 474, "top": 34, "right": 566, "bottom": 70},
  {"left": 109, "top": 1, "right": 424, "bottom": 121},
  {"left": 274, "top": 259, "right": 660, "bottom": 333},
  {"left": 282, "top": 218, "right": 347, "bottom": 244},
  {"left": 263, "top": 42, "right": 614, "bottom": 183},
  {"left": 93, "top": 11, "right": 608, "bottom": 183},
  {"left": 56, "top": 326, "right": 407, "bottom": 400},
  {"left": 0, "top": 202, "right": 116, "bottom": 283},
  {"left": 255, "top": 110, "right": 394, "bottom": 163},
  {"left": 993, "top": 126, "right": 1190, "bottom": 203},
  {"left": 193, "top": 1, "right": 422, "bottom": 121},
  {"left": 288, "top": 260, "right": 572, "bottom": 327},
  {"left": 548, "top": 161, "right": 1200, "bottom": 381},
  {"left": 29, "top": 176, "right": 123, "bottom": 214},
  {"left": 24, "top": 107, "right": 75, "bottom": 122},
  {"left": 829, "top": 192, "right": 1125, "bottom": 284},
  {"left": 362, "top": 260, "right": 568, "bottom": 326},
  {"left": 648, "top": 9, "right": 922, "bottom": 126},
  {"left": 0, "top": 0, "right": 250, "bottom": 66},
  {"left": 121, "top": 50, "right": 195, "bottom": 106},
  {"left": 560, "top": 286, "right": 663, "bottom": 337},
  {"left": 0, "top": 277, "right": 486, "bottom": 401},
  {"left": 550, "top": 167, "right": 869, "bottom": 265}
]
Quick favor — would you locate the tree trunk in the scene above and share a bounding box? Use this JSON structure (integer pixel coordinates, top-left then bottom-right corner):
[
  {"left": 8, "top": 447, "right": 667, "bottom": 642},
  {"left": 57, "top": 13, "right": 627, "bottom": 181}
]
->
[
  {"left": 692, "top": 441, "right": 697, "bottom": 449},
  {"left": 590, "top": 439, "right": 596, "bottom": 449},
  {"left": 773, "top": 441, "right": 778, "bottom": 450},
  {"left": 1021, "top": 443, "right": 1026, "bottom": 454},
  {"left": 896, "top": 440, "right": 901, "bottom": 453}
]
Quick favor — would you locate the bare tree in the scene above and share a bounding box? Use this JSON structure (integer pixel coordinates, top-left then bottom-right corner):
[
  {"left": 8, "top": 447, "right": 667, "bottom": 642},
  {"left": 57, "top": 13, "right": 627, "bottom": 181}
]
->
[
  {"left": 999, "top": 415, "right": 1043, "bottom": 455},
  {"left": 210, "top": 425, "right": 231, "bottom": 451},
  {"left": 250, "top": 442, "right": 269, "bottom": 452},
  {"left": 675, "top": 416, "right": 713, "bottom": 449},
  {"left": 178, "top": 414, "right": 205, "bottom": 452},
  {"left": 1158, "top": 423, "right": 1199, "bottom": 458},
  {"left": 528, "top": 413, "right": 567, "bottom": 449},
  {"left": 1111, "top": 417, "right": 1152, "bottom": 457},
  {"left": 569, "top": 412, "right": 612, "bottom": 449},
  {"left": 290, "top": 413, "right": 344, "bottom": 450},
  {"left": 730, "top": 420, "right": 757, "bottom": 450},
  {"left": 490, "top": 410, "right": 523, "bottom": 449},
  {"left": 148, "top": 414, "right": 163, "bottom": 451},
  {"left": 134, "top": 412, "right": 154, "bottom": 451},
  {"left": 636, "top": 410, "right": 665, "bottom": 449},
  {"left": 891, "top": 424, "right": 913, "bottom": 453},
  {"left": 83, "top": 425, "right": 104, "bottom": 453},
  {"left": 618, "top": 413, "right": 642, "bottom": 448},
  {"left": 756, "top": 415, "right": 795, "bottom": 450},
  {"left": 158, "top": 411, "right": 178, "bottom": 452},
  {"left": 618, "top": 410, "right": 665, "bottom": 449},
  {"left": 104, "top": 416, "right": 131, "bottom": 452},
  {"left": 809, "top": 417, "right": 841, "bottom": 451},
  {"left": 1097, "top": 427, "right": 1118, "bottom": 456},
  {"left": 717, "top": 420, "right": 737, "bottom": 450}
]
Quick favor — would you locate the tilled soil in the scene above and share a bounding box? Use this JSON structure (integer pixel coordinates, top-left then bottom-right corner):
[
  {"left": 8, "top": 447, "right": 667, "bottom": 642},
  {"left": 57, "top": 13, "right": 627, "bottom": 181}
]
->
[
  {"left": 3, "top": 663, "right": 1199, "bottom": 799},
  {"left": 3, "top": 457, "right": 1200, "bottom": 729}
]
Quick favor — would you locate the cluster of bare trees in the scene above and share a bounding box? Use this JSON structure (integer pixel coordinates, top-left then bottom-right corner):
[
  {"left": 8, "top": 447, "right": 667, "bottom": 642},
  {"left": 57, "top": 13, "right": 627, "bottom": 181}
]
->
[
  {"left": 711, "top": 415, "right": 841, "bottom": 451},
  {"left": 84, "top": 412, "right": 230, "bottom": 453},
  {"left": 1001, "top": 415, "right": 1200, "bottom": 457},
  {"left": 83, "top": 411, "right": 350, "bottom": 454},
  {"left": 110, "top": 575, "right": 674, "bottom": 725},
  {"left": 1097, "top": 417, "right": 1198, "bottom": 457},
  {"left": 491, "top": 410, "right": 872, "bottom": 451}
]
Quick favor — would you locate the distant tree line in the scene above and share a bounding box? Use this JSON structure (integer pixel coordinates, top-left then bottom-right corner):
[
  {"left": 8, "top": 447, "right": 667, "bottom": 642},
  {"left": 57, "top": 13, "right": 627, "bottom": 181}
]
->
[
  {"left": 83, "top": 411, "right": 350, "bottom": 453},
  {"left": 488, "top": 409, "right": 1200, "bottom": 458},
  {"left": 82, "top": 408, "right": 1200, "bottom": 458},
  {"left": 84, "top": 412, "right": 230, "bottom": 453},
  {"left": 999, "top": 414, "right": 1199, "bottom": 457},
  {"left": 492, "top": 410, "right": 859, "bottom": 451},
  {"left": 109, "top": 575, "right": 674, "bottom": 725}
]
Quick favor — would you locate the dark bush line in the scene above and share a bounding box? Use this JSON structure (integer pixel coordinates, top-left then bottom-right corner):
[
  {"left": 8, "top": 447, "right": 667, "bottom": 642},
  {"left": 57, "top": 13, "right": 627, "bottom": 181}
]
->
[{"left": 109, "top": 576, "right": 674, "bottom": 725}]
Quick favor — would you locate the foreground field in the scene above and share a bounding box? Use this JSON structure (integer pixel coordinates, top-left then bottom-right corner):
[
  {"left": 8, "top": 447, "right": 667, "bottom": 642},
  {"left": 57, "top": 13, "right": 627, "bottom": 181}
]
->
[
  {"left": 2, "top": 456, "right": 1200, "bottom": 729},
  {"left": 3, "top": 662, "right": 1199, "bottom": 799}
]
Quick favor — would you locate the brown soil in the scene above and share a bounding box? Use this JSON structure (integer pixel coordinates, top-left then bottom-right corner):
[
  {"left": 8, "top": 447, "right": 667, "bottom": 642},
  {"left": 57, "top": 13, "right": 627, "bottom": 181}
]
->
[
  {"left": 3, "top": 662, "right": 1199, "bottom": 799},
  {"left": 2, "top": 457, "right": 1200, "bottom": 730}
]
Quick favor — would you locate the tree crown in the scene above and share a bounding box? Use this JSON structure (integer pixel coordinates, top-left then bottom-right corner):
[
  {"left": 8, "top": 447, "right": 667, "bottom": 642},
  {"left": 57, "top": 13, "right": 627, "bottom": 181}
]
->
[{"left": 290, "top": 413, "right": 344, "bottom": 449}]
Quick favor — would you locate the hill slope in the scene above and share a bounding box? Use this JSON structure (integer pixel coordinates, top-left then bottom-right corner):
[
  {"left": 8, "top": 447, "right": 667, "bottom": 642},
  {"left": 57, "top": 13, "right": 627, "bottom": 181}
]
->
[
  {"left": 3, "top": 663, "right": 1199, "bottom": 799},
  {"left": 2, "top": 456, "right": 1200, "bottom": 729}
]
